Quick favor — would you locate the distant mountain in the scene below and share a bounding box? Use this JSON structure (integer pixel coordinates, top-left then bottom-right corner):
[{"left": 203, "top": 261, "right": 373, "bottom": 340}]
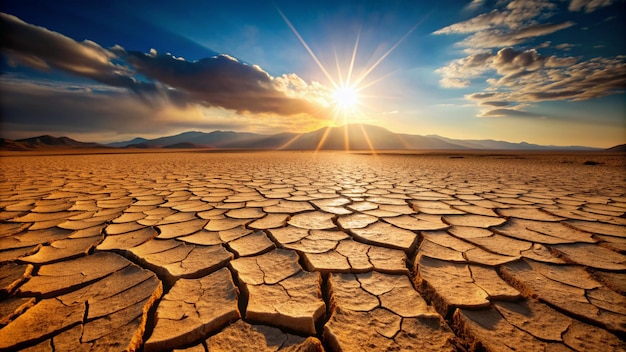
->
[
  {"left": 279, "top": 124, "right": 466, "bottom": 150},
  {"left": 113, "top": 125, "right": 466, "bottom": 150},
  {"left": 606, "top": 144, "right": 626, "bottom": 152},
  {"left": 2, "top": 125, "right": 608, "bottom": 151},
  {"left": 106, "top": 137, "right": 148, "bottom": 148},
  {"left": 427, "top": 135, "right": 598, "bottom": 151},
  {"left": 0, "top": 135, "right": 104, "bottom": 151},
  {"left": 123, "top": 131, "right": 268, "bottom": 148},
  {"left": 162, "top": 142, "right": 207, "bottom": 149},
  {"left": 115, "top": 124, "right": 600, "bottom": 150}
]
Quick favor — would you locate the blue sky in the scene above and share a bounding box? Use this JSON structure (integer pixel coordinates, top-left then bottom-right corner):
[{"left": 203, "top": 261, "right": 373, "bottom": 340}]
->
[{"left": 1, "top": 0, "right": 625, "bottom": 147}]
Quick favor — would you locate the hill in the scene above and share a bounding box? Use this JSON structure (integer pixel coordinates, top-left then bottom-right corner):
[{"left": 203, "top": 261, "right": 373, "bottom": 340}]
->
[
  {"left": 0, "top": 135, "right": 105, "bottom": 151},
  {"left": 606, "top": 144, "right": 626, "bottom": 152},
  {"left": 106, "top": 137, "right": 148, "bottom": 148}
]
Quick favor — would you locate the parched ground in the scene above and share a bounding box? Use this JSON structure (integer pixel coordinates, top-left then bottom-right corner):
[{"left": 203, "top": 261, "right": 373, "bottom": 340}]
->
[{"left": 0, "top": 151, "right": 625, "bottom": 351}]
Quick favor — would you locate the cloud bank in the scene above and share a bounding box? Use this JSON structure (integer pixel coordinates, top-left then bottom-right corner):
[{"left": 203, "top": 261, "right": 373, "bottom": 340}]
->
[
  {"left": 0, "top": 12, "right": 329, "bottom": 125},
  {"left": 433, "top": 0, "right": 626, "bottom": 117}
]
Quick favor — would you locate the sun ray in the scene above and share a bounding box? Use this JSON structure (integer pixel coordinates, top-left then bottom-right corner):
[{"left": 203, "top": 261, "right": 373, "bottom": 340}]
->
[
  {"left": 396, "top": 133, "right": 413, "bottom": 150},
  {"left": 358, "top": 123, "right": 377, "bottom": 156},
  {"left": 353, "top": 21, "right": 421, "bottom": 88},
  {"left": 334, "top": 50, "right": 344, "bottom": 87},
  {"left": 275, "top": 6, "right": 430, "bottom": 148},
  {"left": 275, "top": 6, "right": 338, "bottom": 88},
  {"left": 346, "top": 30, "right": 361, "bottom": 86},
  {"left": 315, "top": 126, "right": 333, "bottom": 153},
  {"left": 277, "top": 133, "right": 305, "bottom": 150},
  {"left": 355, "top": 69, "right": 400, "bottom": 92}
]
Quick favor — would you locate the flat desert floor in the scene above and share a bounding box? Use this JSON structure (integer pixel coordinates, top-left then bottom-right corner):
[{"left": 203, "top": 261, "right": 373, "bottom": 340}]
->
[{"left": 0, "top": 151, "right": 625, "bottom": 351}]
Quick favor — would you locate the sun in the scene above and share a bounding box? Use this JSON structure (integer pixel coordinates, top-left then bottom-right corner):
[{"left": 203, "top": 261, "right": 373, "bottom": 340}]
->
[{"left": 333, "top": 84, "right": 359, "bottom": 111}]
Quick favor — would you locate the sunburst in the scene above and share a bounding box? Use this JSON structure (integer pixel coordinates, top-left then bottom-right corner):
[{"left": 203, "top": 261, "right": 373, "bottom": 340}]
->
[
  {"left": 333, "top": 84, "right": 359, "bottom": 112},
  {"left": 275, "top": 6, "right": 423, "bottom": 151}
]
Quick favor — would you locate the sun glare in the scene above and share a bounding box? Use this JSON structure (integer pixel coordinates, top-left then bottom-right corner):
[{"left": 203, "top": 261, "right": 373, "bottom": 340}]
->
[
  {"left": 333, "top": 85, "right": 359, "bottom": 111},
  {"left": 276, "top": 5, "right": 422, "bottom": 152}
]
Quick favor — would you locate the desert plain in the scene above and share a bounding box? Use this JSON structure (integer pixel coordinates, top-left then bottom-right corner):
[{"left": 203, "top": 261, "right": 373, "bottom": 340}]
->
[{"left": 0, "top": 150, "right": 625, "bottom": 351}]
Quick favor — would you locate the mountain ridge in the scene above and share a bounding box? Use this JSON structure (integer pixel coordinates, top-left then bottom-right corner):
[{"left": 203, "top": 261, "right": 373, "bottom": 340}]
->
[
  {"left": 0, "top": 124, "right": 609, "bottom": 151},
  {"left": 0, "top": 135, "right": 105, "bottom": 151}
]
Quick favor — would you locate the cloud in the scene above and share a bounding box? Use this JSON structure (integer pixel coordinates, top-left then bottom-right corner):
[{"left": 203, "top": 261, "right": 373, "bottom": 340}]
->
[
  {"left": 437, "top": 48, "right": 580, "bottom": 88},
  {"left": 480, "top": 101, "right": 512, "bottom": 107},
  {"left": 0, "top": 13, "right": 134, "bottom": 87},
  {"left": 480, "top": 108, "right": 545, "bottom": 118},
  {"left": 434, "top": 2, "right": 625, "bottom": 118},
  {"left": 0, "top": 12, "right": 328, "bottom": 119},
  {"left": 466, "top": 92, "right": 497, "bottom": 100},
  {"left": 569, "top": 0, "right": 616, "bottom": 13},
  {"left": 494, "top": 55, "right": 626, "bottom": 102},
  {"left": 461, "top": 22, "right": 575, "bottom": 48},
  {"left": 554, "top": 43, "right": 576, "bottom": 50},
  {"left": 465, "top": 0, "right": 486, "bottom": 11},
  {"left": 0, "top": 79, "right": 210, "bottom": 135},
  {"left": 434, "top": 0, "right": 556, "bottom": 35},
  {"left": 125, "top": 50, "right": 324, "bottom": 115},
  {"left": 435, "top": 52, "right": 492, "bottom": 87},
  {"left": 434, "top": 1, "right": 573, "bottom": 49},
  {"left": 0, "top": 76, "right": 335, "bottom": 141},
  {"left": 491, "top": 47, "right": 579, "bottom": 75},
  {"left": 452, "top": 48, "right": 626, "bottom": 116}
]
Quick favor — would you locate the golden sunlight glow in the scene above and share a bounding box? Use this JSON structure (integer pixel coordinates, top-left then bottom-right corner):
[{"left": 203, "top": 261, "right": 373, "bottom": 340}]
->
[
  {"left": 276, "top": 5, "right": 422, "bottom": 153},
  {"left": 333, "top": 85, "right": 359, "bottom": 111}
]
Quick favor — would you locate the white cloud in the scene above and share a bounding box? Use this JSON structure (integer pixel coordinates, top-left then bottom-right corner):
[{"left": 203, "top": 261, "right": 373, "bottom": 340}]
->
[
  {"left": 460, "top": 21, "right": 575, "bottom": 48},
  {"left": 433, "top": 0, "right": 625, "bottom": 118},
  {"left": 458, "top": 50, "right": 626, "bottom": 106}
]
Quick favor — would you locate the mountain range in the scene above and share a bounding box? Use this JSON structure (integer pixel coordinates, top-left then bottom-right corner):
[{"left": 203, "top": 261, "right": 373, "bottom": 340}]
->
[{"left": 0, "top": 124, "right": 614, "bottom": 151}]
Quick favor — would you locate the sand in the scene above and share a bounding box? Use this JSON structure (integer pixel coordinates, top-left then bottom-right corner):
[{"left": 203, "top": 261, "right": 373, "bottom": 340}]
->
[{"left": 0, "top": 150, "right": 624, "bottom": 351}]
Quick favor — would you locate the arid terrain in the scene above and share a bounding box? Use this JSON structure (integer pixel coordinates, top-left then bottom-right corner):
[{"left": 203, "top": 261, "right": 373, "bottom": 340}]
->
[{"left": 0, "top": 150, "right": 625, "bottom": 351}]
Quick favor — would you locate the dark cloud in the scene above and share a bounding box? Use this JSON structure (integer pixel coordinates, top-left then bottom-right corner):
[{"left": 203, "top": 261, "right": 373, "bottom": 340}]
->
[
  {"left": 466, "top": 92, "right": 496, "bottom": 100},
  {"left": 125, "top": 51, "right": 320, "bottom": 115},
  {"left": 481, "top": 101, "right": 512, "bottom": 107},
  {"left": 569, "top": 0, "right": 616, "bottom": 13},
  {"left": 529, "top": 91, "right": 584, "bottom": 100},
  {"left": 0, "top": 12, "right": 324, "bottom": 117},
  {"left": 0, "top": 13, "right": 139, "bottom": 89},
  {"left": 0, "top": 79, "right": 242, "bottom": 137},
  {"left": 480, "top": 109, "right": 545, "bottom": 118},
  {"left": 1, "top": 80, "right": 153, "bottom": 134}
]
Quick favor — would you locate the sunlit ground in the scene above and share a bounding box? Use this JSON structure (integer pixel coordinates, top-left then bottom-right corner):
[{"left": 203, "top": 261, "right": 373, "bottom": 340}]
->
[{"left": 1, "top": 150, "right": 624, "bottom": 350}]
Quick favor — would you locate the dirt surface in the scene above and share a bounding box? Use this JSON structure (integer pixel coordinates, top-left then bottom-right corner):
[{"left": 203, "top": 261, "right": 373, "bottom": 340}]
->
[{"left": 0, "top": 151, "right": 624, "bottom": 351}]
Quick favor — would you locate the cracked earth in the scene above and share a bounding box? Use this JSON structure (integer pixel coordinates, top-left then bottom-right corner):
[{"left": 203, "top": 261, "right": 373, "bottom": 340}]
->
[{"left": 0, "top": 151, "right": 624, "bottom": 351}]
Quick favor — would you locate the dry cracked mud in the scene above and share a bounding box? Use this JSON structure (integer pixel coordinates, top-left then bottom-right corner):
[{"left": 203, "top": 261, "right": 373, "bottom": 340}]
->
[{"left": 0, "top": 151, "right": 625, "bottom": 351}]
